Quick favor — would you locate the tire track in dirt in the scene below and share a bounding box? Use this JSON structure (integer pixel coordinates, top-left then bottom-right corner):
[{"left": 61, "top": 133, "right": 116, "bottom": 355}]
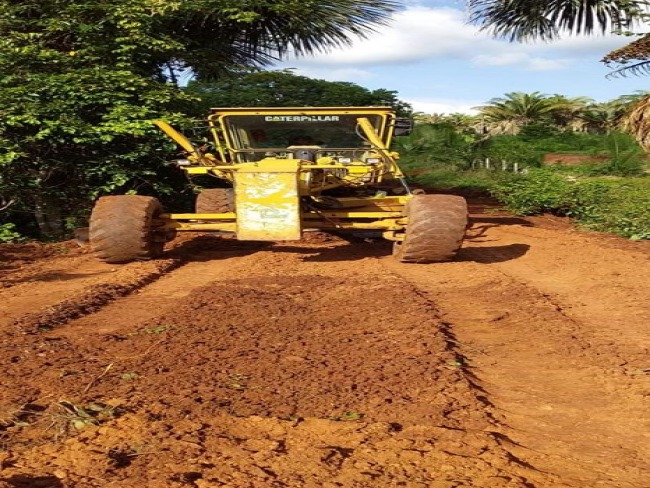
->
[
  {"left": 1, "top": 251, "right": 115, "bottom": 325},
  {"left": 0, "top": 235, "right": 548, "bottom": 487},
  {"left": 0, "top": 235, "right": 256, "bottom": 331},
  {"left": 10, "top": 258, "right": 183, "bottom": 332},
  {"left": 386, "top": 217, "right": 650, "bottom": 487},
  {"left": 51, "top": 238, "right": 274, "bottom": 336}
]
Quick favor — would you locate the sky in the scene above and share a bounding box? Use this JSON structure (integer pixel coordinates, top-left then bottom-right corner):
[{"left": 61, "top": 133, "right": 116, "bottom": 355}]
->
[{"left": 275, "top": 0, "right": 650, "bottom": 114}]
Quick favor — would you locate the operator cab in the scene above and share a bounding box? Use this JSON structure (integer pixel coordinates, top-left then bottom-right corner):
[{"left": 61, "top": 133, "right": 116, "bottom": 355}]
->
[{"left": 208, "top": 108, "right": 395, "bottom": 164}]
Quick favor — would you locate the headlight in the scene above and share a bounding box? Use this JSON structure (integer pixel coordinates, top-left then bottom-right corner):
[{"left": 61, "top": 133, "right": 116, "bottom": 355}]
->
[
  {"left": 173, "top": 159, "right": 191, "bottom": 166},
  {"left": 338, "top": 157, "right": 352, "bottom": 164},
  {"left": 365, "top": 158, "right": 381, "bottom": 164}
]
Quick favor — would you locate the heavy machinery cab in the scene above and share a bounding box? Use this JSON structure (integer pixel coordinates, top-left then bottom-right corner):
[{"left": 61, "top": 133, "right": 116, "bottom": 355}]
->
[
  {"left": 210, "top": 107, "right": 396, "bottom": 165},
  {"left": 158, "top": 107, "right": 411, "bottom": 195}
]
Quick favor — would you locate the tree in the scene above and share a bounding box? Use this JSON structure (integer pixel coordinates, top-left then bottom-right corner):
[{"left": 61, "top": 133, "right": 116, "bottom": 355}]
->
[
  {"left": 545, "top": 95, "right": 594, "bottom": 131},
  {"left": 0, "top": 0, "right": 399, "bottom": 238},
  {"left": 580, "top": 103, "right": 623, "bottom": 134},
  {"left": 619, "top": 97, "right": 650, "bottom": 149},
  {"left": 184, "top": 70, "right": 412, "bottom": 116},
  {"left": 474, "top": 92, "right": 568, "bottom": 135}
]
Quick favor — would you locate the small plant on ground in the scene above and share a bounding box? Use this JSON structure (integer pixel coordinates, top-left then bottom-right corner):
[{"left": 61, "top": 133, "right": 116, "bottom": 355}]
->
[
  {"left": 329, "top": 412, "right": 363, "bottom": 421},
  {"left": 46, "top": 401, "right": 117, "bottom": 438},
  {"left": 129, "top": 325, "right": 172, "bottom": 336},
  {"left": 226, "top": 374, "right": 250, "bottom": 390},
  {"left": 120, "top": 372, "right": 141, "bottom": 380}
]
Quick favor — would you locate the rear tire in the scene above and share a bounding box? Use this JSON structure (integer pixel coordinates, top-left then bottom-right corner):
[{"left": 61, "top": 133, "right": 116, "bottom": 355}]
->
[
  {"left": 393, "top": 194, "right": 468, "bottom": 263},
  {"left": 195, "top": 188, "right": 234, "bottom": 213},
  {"left": 90, "top": 195, "right": 165, "bottom": 264}
]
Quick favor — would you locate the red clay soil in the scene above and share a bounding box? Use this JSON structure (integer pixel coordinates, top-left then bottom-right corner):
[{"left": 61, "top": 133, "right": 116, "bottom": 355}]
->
[{"left": 0, "top": 203, "right": 648, "bottom": 487}]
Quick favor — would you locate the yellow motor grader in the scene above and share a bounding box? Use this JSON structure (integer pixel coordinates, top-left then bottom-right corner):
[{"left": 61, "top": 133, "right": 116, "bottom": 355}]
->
[{"left": 89, "top": 107, "right": 467, "bottom": 263}]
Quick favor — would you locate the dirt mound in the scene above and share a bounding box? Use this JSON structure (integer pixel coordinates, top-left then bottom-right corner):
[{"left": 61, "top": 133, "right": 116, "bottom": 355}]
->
[{"left": 0, "top": 248, "right": 539, "bottom": 487}]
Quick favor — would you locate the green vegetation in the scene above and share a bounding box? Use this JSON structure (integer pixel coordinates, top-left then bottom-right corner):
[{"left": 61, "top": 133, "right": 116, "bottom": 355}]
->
[
  {"left": 186, "top": 69, "right": 412, "bottom": 117},
  {"left": 398, "top": 117, "right": 649, "bottom": 240},
  {"left": 0, "top": 223, "right": 25, "bottom": 243},
  {"left": 493, "top": 170, "right": 650, "bottom": 240},
  {"left": 406, "top": 162, "right": 650, "bottom": 241},
  {"left": 0, "top": 0, "right": 398, "bottom": 240}
]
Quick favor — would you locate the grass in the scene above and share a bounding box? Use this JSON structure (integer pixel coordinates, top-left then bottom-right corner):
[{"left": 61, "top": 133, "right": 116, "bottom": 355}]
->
[
  {"left": 50, "top": 400, "right": 117, "bottom": 434},
  {"left": 329, "top": 412, "right": 363, "bottom": 421}
]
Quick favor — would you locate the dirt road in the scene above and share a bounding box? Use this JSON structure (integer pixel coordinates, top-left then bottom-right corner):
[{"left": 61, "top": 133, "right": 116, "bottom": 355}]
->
[{"left": 0, "top": 201, "right": 648, "bottom": 487}]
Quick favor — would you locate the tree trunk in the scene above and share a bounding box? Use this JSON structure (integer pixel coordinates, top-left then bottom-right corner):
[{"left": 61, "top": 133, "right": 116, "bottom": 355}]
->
[{"left": 33, "top": 193, "right": 65, "bottom": 239}]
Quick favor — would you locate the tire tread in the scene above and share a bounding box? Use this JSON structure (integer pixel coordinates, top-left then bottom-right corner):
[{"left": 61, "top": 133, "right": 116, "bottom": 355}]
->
[
  {"left": 394, "top": 194, "right": 468, "bottom": 263},
  {"left": 89, "top": 195, "right": 164, "bottom": 264}
]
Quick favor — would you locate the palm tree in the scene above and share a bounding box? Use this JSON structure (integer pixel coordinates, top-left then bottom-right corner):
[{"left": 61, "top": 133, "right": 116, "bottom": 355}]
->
[
  {"left": 580, "top": 102, "right": 623, "bottom": 134},
  {"left": 160, "top": 0, "right": 401, "bottom": 80},
  {"left": 610, "top": 90, "right": 650, "bottom": 108},
  {"left": 620, "top": 97, "right": 650, "bottom": 149},
  {"left": 467, "top": 0, "right": 647, "bottom": 41},
  {"left": 444, "top": 113, "right": 480, "bottom": 131},
  {"left": 474, "top": 92, "right": 566, "bottom": 134},
  {"left": 413, "top": 113, "right": 448, "bottom": 125},
  {"left": 467, "top": 1, "right": 650, "bottom": 147},
  {"left": 545, "top": 95, "right": 594, "bottom": 131}
]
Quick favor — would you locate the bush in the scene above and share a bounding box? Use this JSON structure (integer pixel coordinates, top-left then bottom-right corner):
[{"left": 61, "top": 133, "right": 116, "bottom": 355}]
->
[
  {"left": 394, "top": 123, "right": 474, "bottom": 169},
  {"left": 490, "top": 169, "right": 574, "bottom": 215},
  {"left": 491, "top": 168, "right": 650, "bottom": 239},
  {"left": 0, "top": 223, "right": 26, "bottom": 243}
]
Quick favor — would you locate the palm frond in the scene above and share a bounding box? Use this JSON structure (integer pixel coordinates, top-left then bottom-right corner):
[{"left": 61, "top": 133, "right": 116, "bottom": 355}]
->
[
  {"left": 468, "top": 0, "right": 648, "bottom": 41},
  {"left": 602, "top": 32, "right": 650, "bottom": 77},
  {"left": 169, "top": 0, "right": 400, "bottom": 79},
  {"left": 606, "top": 59, "right": 650, "bottom": 77}
]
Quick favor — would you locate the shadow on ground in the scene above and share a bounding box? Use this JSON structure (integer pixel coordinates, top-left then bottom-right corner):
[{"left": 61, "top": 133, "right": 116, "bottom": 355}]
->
[
  {"left": 457, "top": 244, "right": 530, "bottom": 263},
  {"left": 1, "top": 475, "right": 63, "bottom": 487}
]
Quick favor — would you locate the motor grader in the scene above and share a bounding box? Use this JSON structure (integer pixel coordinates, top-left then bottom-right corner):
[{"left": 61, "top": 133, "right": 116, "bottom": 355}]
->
[{"left": 89, "top": 107, "right": 468, "bottom": 263}]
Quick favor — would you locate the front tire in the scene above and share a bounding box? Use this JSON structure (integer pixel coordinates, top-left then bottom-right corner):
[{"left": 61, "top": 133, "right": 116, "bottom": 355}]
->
[
  {"left": 90, "top": 195, "right": 165, "bottom": 264},
  {"left": 393, "top": 195, "right": 468, "bottom": 263}
]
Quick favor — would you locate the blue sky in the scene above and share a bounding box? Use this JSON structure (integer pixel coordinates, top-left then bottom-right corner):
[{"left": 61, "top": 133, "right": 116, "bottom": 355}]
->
[{"left": 276, "top": 0, "right": 650, "bottom": 114}]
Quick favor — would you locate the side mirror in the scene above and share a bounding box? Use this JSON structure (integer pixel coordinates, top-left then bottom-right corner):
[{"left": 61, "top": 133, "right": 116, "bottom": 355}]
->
[{"left": 394, "top": 118, "right": 413, "bottom": 137}]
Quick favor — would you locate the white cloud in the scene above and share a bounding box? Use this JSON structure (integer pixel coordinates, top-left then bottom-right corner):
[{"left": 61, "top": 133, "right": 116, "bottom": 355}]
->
[
  {"left": 280, "top": 5, "right": 632, "bottom": 72},
  {"left": 472, "top": 52, "right": 571, "bottom": 71},
  {"left": 526, "top": 58, "right": 572, "bottom": 71},
  {"left": 529, "top": 34, "right": 631, "bottom": 56},
  {"left": 285, "top": 7, "right": 486, "bottom": 66},
  {"left": 406, "top": 97, "right": 481, "bottom": 115}
]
